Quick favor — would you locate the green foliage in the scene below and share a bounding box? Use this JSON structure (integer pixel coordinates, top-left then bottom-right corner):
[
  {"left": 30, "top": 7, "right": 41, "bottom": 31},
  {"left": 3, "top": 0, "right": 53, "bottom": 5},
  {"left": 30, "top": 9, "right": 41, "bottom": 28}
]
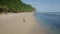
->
[{"left": 0, "top": 0, "right": 36, "bottom": 13}]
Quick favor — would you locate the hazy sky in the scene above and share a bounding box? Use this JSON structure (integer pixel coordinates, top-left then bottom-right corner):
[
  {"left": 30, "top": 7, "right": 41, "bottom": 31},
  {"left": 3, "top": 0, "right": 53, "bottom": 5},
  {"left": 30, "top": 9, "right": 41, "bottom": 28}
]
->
[{"left": 22, "top": 0, "right": 60, "bottom": 12}]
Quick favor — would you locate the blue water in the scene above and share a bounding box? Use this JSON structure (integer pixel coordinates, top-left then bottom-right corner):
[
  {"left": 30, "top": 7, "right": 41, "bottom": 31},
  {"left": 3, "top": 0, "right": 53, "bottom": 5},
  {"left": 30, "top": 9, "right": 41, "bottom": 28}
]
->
[{"left": 34, "top": 12, "right": 60, "bottom": 34}]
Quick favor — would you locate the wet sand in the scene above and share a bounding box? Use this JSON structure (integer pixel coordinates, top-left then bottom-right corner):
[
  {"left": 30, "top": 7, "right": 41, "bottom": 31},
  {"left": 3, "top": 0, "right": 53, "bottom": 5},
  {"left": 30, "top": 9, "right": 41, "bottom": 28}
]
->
[{"left": 0, "top": 13, "right": 45, "bottom": 34}]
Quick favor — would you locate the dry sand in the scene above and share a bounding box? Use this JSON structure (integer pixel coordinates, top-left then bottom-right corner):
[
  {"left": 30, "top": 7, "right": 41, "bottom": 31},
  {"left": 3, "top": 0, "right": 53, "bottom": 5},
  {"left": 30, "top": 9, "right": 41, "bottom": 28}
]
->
[{"left": 0, "top": 12, "right": 45, "bottom": 34}]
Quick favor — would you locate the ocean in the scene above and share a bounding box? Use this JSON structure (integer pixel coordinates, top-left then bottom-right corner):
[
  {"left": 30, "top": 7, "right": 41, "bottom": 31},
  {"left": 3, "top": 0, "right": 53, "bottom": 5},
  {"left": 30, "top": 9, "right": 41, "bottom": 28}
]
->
[{"left": 34, "top": 12, "right": 60, "bottom": 34}]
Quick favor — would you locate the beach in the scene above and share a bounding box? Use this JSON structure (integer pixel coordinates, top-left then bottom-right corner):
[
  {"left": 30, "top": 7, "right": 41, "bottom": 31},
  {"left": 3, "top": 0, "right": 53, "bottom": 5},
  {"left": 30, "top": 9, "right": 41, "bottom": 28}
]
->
[{"left": 0, "top": 12, "right": 45, "bottom": 34}]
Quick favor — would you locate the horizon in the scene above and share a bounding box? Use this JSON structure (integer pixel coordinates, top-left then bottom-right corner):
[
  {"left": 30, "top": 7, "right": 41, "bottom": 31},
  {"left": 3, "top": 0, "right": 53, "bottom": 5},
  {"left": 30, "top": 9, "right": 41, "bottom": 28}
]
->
[{"left": 22, "top": 0, "right": 60, "bottom": 12}]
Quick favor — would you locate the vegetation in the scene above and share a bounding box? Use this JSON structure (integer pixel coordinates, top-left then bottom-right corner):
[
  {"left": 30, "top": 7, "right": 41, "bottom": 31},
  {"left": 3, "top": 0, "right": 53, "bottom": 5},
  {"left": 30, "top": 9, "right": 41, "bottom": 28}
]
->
[{"left": 0, "top": 0, "right": 36, "bottom": 13}]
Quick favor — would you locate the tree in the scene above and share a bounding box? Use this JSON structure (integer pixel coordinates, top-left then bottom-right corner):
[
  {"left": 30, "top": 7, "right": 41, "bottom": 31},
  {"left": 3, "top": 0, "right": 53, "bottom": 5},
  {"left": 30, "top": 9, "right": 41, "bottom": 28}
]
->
[{"left": 0, "top": 0, "right": 36, "bottom": 13}]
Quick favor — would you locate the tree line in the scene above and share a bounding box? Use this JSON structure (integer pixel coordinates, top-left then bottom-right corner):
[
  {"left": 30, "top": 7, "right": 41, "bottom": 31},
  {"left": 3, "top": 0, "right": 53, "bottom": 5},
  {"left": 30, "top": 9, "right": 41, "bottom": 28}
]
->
[{"left": 0, "top": 0, "right": 36, "bottom": 13}]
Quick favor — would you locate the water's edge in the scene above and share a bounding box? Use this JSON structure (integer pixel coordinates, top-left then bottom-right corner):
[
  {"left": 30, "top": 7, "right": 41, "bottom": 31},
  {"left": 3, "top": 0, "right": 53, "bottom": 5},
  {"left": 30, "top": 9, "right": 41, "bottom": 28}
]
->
[{"left": 34, "top": 12, "right": 60, "bottom": 34}]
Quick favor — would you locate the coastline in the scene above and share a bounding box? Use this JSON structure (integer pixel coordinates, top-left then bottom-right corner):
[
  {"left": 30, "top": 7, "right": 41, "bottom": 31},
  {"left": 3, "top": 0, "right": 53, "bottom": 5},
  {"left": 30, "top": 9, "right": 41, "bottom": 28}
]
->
[{"left": 0, "top": 12, "right": 44, "bottom": 34}]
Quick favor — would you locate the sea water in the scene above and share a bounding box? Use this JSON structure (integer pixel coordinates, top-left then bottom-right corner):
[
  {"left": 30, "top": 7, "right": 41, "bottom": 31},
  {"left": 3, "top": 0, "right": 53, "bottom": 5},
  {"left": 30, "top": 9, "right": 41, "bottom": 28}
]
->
[{"left": 34, "top": 12, "right": 60, "bottom": 34}]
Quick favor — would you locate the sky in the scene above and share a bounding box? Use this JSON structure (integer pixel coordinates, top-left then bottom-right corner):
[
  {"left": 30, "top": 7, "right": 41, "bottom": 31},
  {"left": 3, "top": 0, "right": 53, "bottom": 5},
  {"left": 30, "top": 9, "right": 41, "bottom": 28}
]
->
[{"left": 22, "top": 0, "right": 60, "bottom": 12}]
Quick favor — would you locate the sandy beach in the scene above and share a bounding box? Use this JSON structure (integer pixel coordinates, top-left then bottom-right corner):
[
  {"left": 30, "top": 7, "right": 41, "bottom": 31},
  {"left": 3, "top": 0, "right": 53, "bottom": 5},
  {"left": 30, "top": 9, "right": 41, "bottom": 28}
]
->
[{"left": 0, "top": 12, "right": 45, "bottom": 34}]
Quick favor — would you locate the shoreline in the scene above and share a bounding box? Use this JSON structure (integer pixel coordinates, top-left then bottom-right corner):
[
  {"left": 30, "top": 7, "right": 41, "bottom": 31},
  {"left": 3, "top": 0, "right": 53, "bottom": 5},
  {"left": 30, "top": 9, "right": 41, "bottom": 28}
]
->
[{"left": 0, "top": 12, "right": 44, "bottom": 34}]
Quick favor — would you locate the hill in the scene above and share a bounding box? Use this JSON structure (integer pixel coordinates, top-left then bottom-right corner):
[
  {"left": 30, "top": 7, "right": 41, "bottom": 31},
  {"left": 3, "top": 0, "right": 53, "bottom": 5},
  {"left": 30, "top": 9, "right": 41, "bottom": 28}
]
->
[{"left": 0, "top": 0, "right": 36, "bottom": 13}]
